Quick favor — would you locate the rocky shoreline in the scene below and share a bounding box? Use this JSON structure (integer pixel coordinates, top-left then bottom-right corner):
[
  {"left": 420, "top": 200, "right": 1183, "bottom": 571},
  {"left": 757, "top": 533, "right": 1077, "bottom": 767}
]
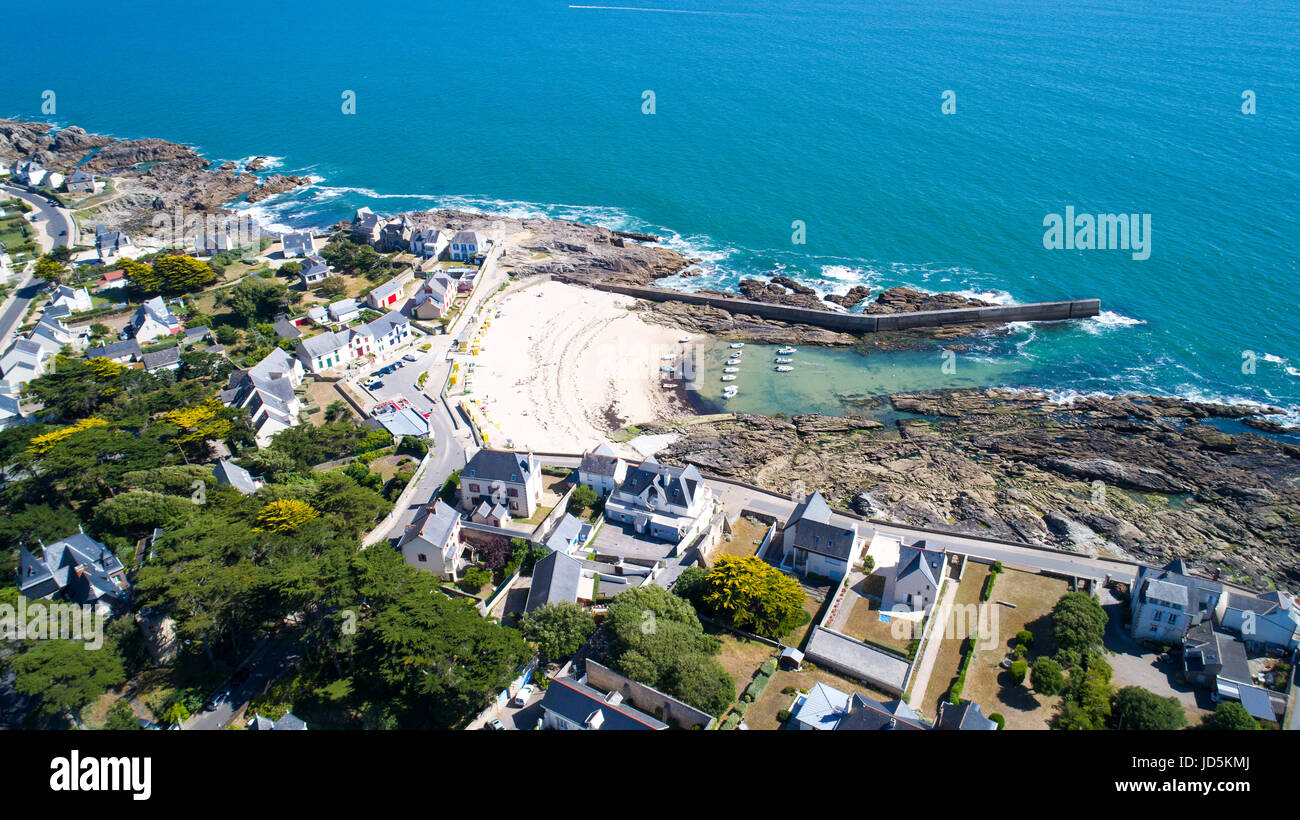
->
[
  {"left": 0, "top": 119, "right": 312, "bottom": 236},
  {"left": 646, "top": 389, "right": 1300, "bottom": 592}
]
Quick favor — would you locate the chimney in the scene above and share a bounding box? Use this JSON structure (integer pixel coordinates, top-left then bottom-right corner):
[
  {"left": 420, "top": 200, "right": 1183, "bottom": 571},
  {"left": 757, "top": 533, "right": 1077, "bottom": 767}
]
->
[{"left": 585, "top": 710, "right": 605, "bottom": 730}]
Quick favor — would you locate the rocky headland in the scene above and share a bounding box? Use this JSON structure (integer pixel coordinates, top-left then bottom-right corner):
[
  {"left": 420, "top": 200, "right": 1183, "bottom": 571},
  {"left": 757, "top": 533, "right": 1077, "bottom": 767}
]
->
[
  {"left": 0, "top": 119, "right": 311, "bottom": 237},
  {"left": 646, "top": 389, "right": 1300, "bottom": 591}
]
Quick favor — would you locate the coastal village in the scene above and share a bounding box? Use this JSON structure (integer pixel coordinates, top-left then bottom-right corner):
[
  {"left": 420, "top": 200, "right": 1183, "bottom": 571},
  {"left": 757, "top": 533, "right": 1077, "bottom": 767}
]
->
[{"left": 0, "top": 121, "right": 1296, "bottom": 735}]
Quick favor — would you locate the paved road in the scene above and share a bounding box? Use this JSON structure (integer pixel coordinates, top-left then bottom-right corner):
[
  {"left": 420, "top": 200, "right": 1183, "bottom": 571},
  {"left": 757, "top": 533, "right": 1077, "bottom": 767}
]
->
[
  {"left": 358, "top": 334, "right": 475, "bottom": 545},
  {"left": 183, "top": 637, "right": 303, "bottom": 731},
  {"left": 0, "top": 183, "right": 76, "bottom": 250},
  {"left": 0, "top": 272, "right": 41, "bottom": 346}
]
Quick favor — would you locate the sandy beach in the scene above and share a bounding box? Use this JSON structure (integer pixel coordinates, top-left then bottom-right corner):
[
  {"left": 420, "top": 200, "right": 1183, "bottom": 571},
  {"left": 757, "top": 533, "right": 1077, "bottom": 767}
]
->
[{"left": 462, "top": 281, "right": 694, "bottom": 455}]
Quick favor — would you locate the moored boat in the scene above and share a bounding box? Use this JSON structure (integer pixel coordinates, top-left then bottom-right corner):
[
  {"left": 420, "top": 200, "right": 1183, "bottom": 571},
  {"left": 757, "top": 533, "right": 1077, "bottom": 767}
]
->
[
  {"left": 775, "top": 365, "right": 794, "bottom": 372},
  {"left": 777, "top": 346, "right": 796, "bottom": 354},
  {"left": 721, "top": 374, "right": 737, "bottom": 381}
]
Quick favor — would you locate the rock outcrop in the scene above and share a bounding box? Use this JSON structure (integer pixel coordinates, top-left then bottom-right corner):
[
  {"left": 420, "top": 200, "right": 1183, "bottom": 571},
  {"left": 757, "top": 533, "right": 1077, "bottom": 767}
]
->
[{"left": 646, "top": 389, "right": 1300, "bottom": 591}]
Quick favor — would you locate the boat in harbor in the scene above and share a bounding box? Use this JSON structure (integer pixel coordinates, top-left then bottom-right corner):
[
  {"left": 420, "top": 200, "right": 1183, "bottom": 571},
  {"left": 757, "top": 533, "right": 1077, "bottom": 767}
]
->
[
  {"left": 777, "top": 346, "right": 796, "bottom": 354},
  {"left": 729, "top": 342, "right": 745, "bottom": 349},
  {"left": 723, "top": 366, "right": 739, "bottom": 373},
  {"left": 679, "top": 336, "right": 691, "bottom": 343},
  {"left": 721, "top": 374, "right": 737, "bottom": 381},
  {"left": 722, "top": 386, "right": 739, "bottom": 398},
  {"left": 775, "top": 365, "right": 794, "bottom": 372},
  {"left": 775, "top": 357, "right": 793, "bottom": 364}
]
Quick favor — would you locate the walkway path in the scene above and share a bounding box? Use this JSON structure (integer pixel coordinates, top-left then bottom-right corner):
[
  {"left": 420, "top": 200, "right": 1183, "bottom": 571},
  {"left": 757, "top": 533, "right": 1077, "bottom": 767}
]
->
[{"left": 906, "top": 580, "right": 959, "bottom": 712}]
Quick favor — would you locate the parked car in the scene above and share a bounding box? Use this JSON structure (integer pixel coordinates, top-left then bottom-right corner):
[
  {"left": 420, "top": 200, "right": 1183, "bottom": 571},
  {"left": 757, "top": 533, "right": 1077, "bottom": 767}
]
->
[
  {"left": 402, "top": 354, "right": 417, "bottom": 362},
  {"left": 487, "top": 718, "right": 506, "bottom": 730},
  {"left": 513, "top": 684, "right": 535, "bottom": 706},
  {"left": 206, "top": 690, "right": 230, "bottom": 711},
  {"left": 366, "top": 380, "right": 383, "bottom": 390}
]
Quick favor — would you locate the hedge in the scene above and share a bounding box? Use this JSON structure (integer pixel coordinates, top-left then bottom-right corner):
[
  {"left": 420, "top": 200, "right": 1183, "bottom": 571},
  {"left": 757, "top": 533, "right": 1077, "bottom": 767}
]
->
[
  {"left": 947, "top": 633, "right": 979, "bottom": 705},
  {"left": 721, "top": 714, "right": 741, "bottom": 730},
  {"left": 980, "top": 565, "right": 1002, "bottom": 602},
  {"left": 759, "top": 658, "right": 777, "bottom": 677}
]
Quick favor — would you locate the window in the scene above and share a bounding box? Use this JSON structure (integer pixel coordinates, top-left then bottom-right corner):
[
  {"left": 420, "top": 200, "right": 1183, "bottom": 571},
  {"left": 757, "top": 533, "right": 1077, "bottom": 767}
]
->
[
  {"left": 468, "top": 483, "right": 480, "bottom": 493},
  {"left": 417, "top": 554, "right": 427, "bottom": 563},
  {"left": 1152, "top": 611, "right": 1162, "bottom": 623},
  {"left": 507, "top": 488, "right": 518, "bottom": 497},
  {"left": 510, "top": 501, "right": 519, "bottom": 512}
]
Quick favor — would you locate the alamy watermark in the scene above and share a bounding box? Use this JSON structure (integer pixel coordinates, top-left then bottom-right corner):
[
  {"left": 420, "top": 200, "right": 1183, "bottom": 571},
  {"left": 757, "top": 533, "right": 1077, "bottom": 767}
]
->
[
  {"left": 1043, "top": 206, "right": 1151, "bottom": 260},
  {"left": 0, "top": 596, "right": 107, "bottom": 649}
]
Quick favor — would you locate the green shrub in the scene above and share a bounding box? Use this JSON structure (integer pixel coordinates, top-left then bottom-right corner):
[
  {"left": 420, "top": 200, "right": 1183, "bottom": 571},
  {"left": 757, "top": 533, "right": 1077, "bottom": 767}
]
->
[
  {"left": 989, "top": 712, "right": 1006, "bottom": 730},
  {"left": 1015, "top": 629, "right": 1034, "bottom": 647},
  {"left": 759, "top": 658, "right": 777, "bottom": 677},
  {"left": 1008, "top": 658, "right": 1029, "bottom": 686},
  {"left": 722, "top": 713, "right": 741, "bottom": 730},
  {"left": 777, "top": 708, "right": 792, "bottom": 723}
]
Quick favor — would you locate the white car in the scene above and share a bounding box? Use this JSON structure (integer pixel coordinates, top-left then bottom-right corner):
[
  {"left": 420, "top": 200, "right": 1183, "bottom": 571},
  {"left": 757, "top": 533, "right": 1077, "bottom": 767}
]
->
[{"left": 513, "top": 684, "right": 535, "bottom": 706}]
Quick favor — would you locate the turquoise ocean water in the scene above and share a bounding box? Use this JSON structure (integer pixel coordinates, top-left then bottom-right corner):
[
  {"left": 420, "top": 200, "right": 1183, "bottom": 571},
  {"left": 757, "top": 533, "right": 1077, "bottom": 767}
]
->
[{"left": 3, "top": 0, "right": 1298, "bottom": 418}]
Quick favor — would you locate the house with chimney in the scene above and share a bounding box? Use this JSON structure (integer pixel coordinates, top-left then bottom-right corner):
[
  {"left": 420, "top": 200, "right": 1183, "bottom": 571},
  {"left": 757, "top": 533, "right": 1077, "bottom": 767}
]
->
[
  {"left": 577, "top": 442, "right": 627, "bottom": 498},
  {"left": 398, "top": 499, "right": 464, "bottom": 580},
  {"left": 460, "top": 449, "right": 544, "bottom": 519},
  {"left": 129, "top": 296, "right": 183, "bottom": 343},
  {"left": 884, "top": 540, "right": 950, "bottom": 616},
  {"left": 779, "top": 491, "right": 862, "bottom": 582},
  {"left": 220, "top": 348, "right": 305, "bottom": 446},
  {"left": 602, "top": 456, "right": 714, "bottom": 545},
  {"left": 412, "top": 272, "right": 456, "bottom": 320},
  {"left": 448, "top": 230, "right": 486, "bottom": 262},
  {"left": 16, "top": 531, "right": 131, "bottom": 615}
]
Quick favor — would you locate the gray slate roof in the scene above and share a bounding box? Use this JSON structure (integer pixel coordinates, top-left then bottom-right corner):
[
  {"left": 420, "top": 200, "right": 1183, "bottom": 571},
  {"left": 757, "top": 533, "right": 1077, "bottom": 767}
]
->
[{"left": 525, "top": 550, "right": 582, "bottom": 613}]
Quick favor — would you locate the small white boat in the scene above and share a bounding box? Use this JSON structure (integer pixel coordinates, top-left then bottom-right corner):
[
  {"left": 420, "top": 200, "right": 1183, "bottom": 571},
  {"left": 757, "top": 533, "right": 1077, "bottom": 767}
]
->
[
  {"left": 775, "top": 357, "right": 793, "bottom": 364},
  {"left": 729, "top": 342, "right": 745, "bottom": 349},
  {"left": 723, "top": 366, "right": 739, "bottom": 373},
  {"left": 661, "top": 354, "right": 676, "bottom": 360},
  {"left": 775, "top": 365, "right": 794, "bottom": 372},
  {"left": 721, "top": 375, "right": 737, "bottom": 382},
  {"left": 722, "top": 386, "right": 739, "bottom": 398},
  {"left": 679, "top": 336, "right": 691, "bottom": 343},
  {"left": 777, "top": 346, "right": 797, "bottom": 354},
  {"left": 660, "top": 365, "right": 675, "bottom": 373},
  {"left": 727, "top": 353, "right": 743, "bottom": 361}
]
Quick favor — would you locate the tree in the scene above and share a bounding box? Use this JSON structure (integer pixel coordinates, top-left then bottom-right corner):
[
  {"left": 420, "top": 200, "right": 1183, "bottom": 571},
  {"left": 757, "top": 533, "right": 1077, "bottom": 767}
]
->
[
  {"left": 568, "top": 484, "right": 598, "bottom": 514},
  {"left": 702, "top": 555, "right": 807, "bottom": 638},
  {"left": 9, "top": 639, "right": 126, "bottom": 721},
  {"left": 1031, "top": 656, "right": 1065, "bottom": 696},
  {"left": 1113, "top": 686, "right": 1186, "bottom": 730},
  {"left": 1051, "top": 591, "right": 1108, "bottom": 655},
  {"left": 224, "top": 277, "right": 288, "bottom": 326},
  {"left": 279, "top": 261, "right": 303, "bottom": 277},
  {"left": 256, "top": 499, "right": 320, "bottom": 533},
  {"left": 104, "top": 700, "right": 142, "bottom": 730},
  {"left": 317, "top": 275, "right": 348, "bottom": 298},
  {"left": 1008, "top": 658, "right": 1028, "bottom": 686},
  {"left": 1201, "top": 701, "right": 1258, "bottom": 731},
  {"left": 34, "top": 254, "right": 69, "bottom": 284},
  {"left": 603, "top": 585, "right": 734, "bottom": 715},
  {"left": 133, "top": 255, "right": 216, "bottom": 295},
  {"left": 672, "top": 565, "right": 709, "bottom": 611},
  {"left": 518, "top": 601, "right": 597, "bottom": 662}
]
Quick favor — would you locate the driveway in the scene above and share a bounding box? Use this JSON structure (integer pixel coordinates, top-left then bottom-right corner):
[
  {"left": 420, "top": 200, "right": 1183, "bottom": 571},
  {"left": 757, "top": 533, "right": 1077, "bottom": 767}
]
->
[
  {"left": 0, "top": 183, "right": 76, "bottom": 251},
  {"left": 182, "top": 637, "right": 303, "bottom": 731},
  {"left": 1101, "top": 591, "right": 1213, "bottom": 723},
  {"left": 466, "top": 686, "right": 544, "bottom": 731}
]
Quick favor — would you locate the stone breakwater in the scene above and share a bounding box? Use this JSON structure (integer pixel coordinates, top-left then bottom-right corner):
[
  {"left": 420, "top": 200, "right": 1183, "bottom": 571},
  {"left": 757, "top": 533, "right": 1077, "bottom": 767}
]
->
[{"left": 556, "top": 276, "right": 1099, "bottom": 345}]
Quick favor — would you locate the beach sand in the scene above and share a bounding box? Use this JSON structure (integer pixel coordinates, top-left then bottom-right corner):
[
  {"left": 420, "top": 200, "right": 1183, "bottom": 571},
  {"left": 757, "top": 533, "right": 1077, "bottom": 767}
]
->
[{"left": 463, "top": 282, "right": 694, "bottom": 455}]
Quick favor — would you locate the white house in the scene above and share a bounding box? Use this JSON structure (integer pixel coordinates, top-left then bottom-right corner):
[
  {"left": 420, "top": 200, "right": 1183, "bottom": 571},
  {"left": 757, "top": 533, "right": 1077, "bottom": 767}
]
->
[
  {"left": 130, "top": 296, "right": 182, "bottom": 343},
  {"left": 220, "top": 348, "right": 305, "bottom": 447},
  {"left": 577, "top": 442, "right": 627, "bottom": 498},
  {"left": 95, "top": 226, "right": 135, "bottom": 263},
  {"left": 327, "top": 297, "right": 362, "bottom": 324},
  {"left": 448, "top": 230, "right": 485, "bottom": 262},
  {"left": 411, "top": 228, "right": 448, "bottom": 260},
  {"left": 883, "top": 540, "right": 949, "bottom": 616},
  {"left": 602, "top": 456, "right": 713, "bottom": 545},
  {"left": 366, "top": 309, "right": 412, "bottom": 354},
  {"left": 281, "top": 231, "right": 314, "bottom": 258},
  {"left": 0, "top": 393, "right": 24, "bottom": 429},
  {"left": 398, "top": 500, "right": 464, "bottom": 580},
  {"left": 49, "top": 284, "right": 93, "bottom": 315},
  {"left": 298, "top": 255, "right": 330, "bottom": 287}
]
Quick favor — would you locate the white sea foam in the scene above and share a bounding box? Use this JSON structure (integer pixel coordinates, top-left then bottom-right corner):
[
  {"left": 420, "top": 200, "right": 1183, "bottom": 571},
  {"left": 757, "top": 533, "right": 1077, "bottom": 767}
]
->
[{"left": 1080, "top": 310, "right": 1145, "bottom": 334}]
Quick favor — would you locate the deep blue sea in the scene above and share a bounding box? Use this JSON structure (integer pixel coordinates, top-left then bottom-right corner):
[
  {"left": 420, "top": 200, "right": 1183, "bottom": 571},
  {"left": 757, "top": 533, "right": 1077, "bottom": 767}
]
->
[{"left": 3, "top": 0, "right": 1298, "bottom": 418}]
